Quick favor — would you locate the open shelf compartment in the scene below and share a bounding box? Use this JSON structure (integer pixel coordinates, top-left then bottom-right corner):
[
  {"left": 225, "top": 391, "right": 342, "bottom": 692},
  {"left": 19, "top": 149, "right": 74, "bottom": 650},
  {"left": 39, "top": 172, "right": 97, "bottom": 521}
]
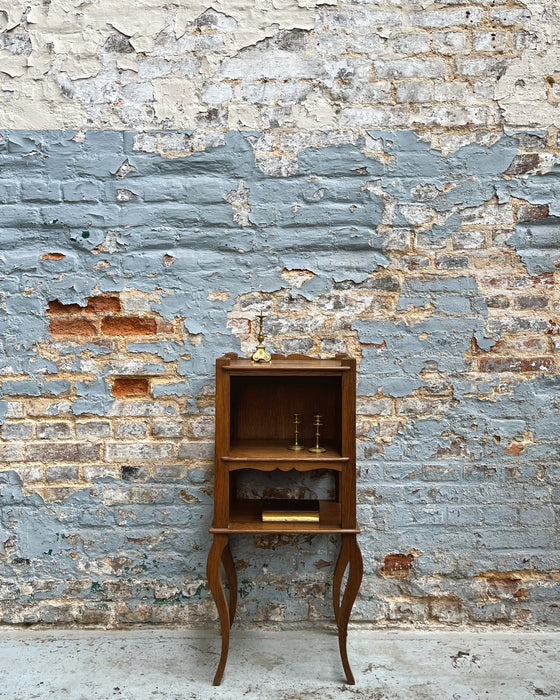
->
[{"left": 229, "top": 374, "right": 343, "bottom": 455}]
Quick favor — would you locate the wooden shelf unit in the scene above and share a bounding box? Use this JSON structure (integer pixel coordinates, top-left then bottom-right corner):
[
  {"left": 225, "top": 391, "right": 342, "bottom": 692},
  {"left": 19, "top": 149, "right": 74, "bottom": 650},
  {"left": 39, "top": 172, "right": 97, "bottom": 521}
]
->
[{"left": 207, "top": 353, "right": 363, "bottom": 685}]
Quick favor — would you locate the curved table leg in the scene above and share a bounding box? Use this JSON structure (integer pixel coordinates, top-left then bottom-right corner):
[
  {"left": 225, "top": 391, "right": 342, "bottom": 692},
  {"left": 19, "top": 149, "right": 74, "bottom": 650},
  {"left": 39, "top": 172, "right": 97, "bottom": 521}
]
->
[
  {"left": 207, "top": 534, "right": 230, "bottom": 685},
  {"left": 221, "top": 542, "right": 237, "bottom": 627},
  {"left": 333, "top": 536, "right": 351, "bottom": 626},
  {"left": 336, "top": 534, "right": 363, "bottom": 685}
]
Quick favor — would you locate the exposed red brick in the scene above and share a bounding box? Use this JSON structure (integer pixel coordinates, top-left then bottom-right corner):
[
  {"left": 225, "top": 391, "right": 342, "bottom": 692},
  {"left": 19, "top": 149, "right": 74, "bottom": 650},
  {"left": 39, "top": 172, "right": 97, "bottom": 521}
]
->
[
  {"left": 48, "top": 300, "right": 85, "bottom": 315},
  {"left": 49, "top": 317, "right": 97, "bottom": 338},
  {"left": 101, "top": 317, "right": 158, "bottom": 335},
  {"left": 478, "top": 357, "right": 554, "bottom": 373},
  {"left": 48, "top": 296, "right": 121, "bottom": 315},
  {"left": 505, "top": 153, "right": 540, "bottom": 176},
  {"left": 155, "top": 319, "right": 174, "bottom": 333},
  {"left": 41, "top": 253, "right": 66, "bottom": 260},
  {"left": 86, "top": 296, "right": 121, "bottom": 314},
  {"left": 531, "top": 273, "right": 555, "bottom": 287},
  {"left": 517, "top": 203, "right": 549, "bottom": 223},
  {"left": 111, "top": 377, "right": 150, "bottom": 397},
  {"left": 381, "top": 553, "right": 414, "bottom": 578}
]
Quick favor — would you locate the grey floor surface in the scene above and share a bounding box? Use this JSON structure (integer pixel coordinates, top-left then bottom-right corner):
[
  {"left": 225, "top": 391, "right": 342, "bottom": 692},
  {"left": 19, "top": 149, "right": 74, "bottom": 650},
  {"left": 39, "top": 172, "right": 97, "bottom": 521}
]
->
[{"left": 0, "top": 627, "right": 558, "bottom": 700}]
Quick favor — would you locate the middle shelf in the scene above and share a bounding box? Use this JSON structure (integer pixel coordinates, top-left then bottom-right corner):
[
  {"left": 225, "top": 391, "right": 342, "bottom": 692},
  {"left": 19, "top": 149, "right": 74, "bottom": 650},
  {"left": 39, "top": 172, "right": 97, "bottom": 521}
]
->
[{"left": 221, "top": 439, "right": 348, "bottom": 471}]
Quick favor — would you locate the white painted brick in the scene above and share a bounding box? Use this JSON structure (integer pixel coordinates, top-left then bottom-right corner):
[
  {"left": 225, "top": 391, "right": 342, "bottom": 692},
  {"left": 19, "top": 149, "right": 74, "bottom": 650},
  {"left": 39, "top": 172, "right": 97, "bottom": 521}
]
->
[
  {"left": 346, "top": 34, "right": 390, "bottom": 56},
  {"left": 432, "top": 81, "right": 470, "bottom": 103},
  {"left": 456, "top": 57, "right": 510, "bottom": 78},
  {"left": 316, "top": 33, "right": 348, "bottom": 56},
  {"left": 409, "top": 104, "right": 489, "bottom": 127},
  {"left": 201, "top": 82, "right": 233, "bottom": 105},
  {"left": 241, "top": 81, "right": 311, "bottom": 105},
  {"left": 490, "top": 8, "right": 532, "bottom": 26},
  {"left": 220, "top": 52, "right": 324, "bottom": 80},
  {"left": 473, "top": 31, "right": 509, "bottom": 53},
  {"left": 326, "top": 10, "right": 403, "bottom": 30},
  {"left": 396, "top": 80, "right": 435, "bottom": 103},
  {"left": 432, "top": 31, "right": 468, "bottom": 55},
  {"left": 473, "top": 80, "right": 497, "bottom": 100},
  {"left": 375, "top": 59, "right": 449, "bottom": 79},
  {"left": 411, "top": 9, "right": 483, "bottom": 29},
  {"left": 393, "top": 33, "right": 431, "bottom": 55},
  {"left": 340, "top": 106, "right": 407, "bottom": 127},
  {"left": 333, "top": 81, "right": 392, "bottom": 103}
]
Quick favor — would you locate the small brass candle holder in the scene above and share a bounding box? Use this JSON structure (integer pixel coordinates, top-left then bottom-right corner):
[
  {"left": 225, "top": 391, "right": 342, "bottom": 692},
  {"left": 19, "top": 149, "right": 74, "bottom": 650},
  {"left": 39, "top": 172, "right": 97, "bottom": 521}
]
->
[
  {"left": 308, "top": 414, "right": 326, "bottom": 453},
  {"left": 251, "top": 311, "right": 271, "bottom": 363},
  {"left": 288, "top": 413, "right": 305, "bottom": 451}
]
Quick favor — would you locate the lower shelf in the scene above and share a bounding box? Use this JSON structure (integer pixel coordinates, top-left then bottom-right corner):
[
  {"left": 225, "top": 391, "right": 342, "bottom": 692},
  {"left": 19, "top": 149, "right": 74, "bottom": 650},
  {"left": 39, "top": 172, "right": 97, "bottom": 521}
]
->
[{"left": 210, "top": 499, "right": 360, "bottom": 534}]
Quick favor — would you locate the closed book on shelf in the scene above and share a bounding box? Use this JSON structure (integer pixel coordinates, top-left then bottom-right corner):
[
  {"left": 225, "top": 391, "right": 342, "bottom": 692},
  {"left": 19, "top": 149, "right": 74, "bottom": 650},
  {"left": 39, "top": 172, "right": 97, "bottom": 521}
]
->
[{"left": 262, "top": 498, "right": 320, "bottom": 522}]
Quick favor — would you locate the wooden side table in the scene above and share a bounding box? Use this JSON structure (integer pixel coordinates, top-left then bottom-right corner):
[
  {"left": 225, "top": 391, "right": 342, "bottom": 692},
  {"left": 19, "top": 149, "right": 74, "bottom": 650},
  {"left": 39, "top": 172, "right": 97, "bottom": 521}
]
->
[{"left": 207, "top": 353, "right": 363, "bottom": 685}]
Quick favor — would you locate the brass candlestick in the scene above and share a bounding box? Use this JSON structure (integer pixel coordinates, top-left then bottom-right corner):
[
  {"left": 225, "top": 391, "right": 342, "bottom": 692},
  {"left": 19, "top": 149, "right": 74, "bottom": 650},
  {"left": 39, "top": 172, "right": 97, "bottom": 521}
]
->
[
  {"left": 251, "top": 311, "right": 271, "bottom": 363},
  {"left": 308, "top": 414, "right": 326, "bottom": 453},
  {"left": 288, "top": 413, "right": 305, "bottom": 451}
]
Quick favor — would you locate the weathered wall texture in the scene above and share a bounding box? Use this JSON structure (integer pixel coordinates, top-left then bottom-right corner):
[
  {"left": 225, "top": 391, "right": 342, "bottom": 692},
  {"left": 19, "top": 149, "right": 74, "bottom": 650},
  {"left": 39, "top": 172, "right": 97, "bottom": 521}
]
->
[{"left": 0, "top": 1, "right": 559, "bottom": 628}]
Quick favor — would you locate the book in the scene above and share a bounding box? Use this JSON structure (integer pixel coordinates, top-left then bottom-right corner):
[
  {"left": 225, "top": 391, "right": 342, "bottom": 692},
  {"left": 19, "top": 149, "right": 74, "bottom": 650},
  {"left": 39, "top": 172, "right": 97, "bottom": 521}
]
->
[{"left": 261, "top": 499, "right": 320, "bottom": 523}]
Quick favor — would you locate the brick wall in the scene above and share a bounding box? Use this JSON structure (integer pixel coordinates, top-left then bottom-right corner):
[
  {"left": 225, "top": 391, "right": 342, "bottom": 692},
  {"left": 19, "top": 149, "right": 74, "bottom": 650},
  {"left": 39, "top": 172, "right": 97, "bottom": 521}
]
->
[{"left": 0, "top": 1, "right": 559, "bottom": 627}]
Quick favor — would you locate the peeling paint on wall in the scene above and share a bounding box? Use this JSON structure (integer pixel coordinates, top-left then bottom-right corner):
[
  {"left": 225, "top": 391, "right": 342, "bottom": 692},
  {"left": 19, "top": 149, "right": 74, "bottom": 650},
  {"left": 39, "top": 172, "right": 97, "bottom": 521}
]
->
[{"left": 0, "top": 126, "right": 559, "bottom": 626}]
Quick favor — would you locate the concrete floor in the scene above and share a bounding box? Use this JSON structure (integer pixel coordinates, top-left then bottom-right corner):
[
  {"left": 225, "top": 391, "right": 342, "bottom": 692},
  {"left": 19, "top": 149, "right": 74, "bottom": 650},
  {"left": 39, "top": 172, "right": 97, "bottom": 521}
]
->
[{"left": 0, "top": 628, "right": 558, "bottom": 700}]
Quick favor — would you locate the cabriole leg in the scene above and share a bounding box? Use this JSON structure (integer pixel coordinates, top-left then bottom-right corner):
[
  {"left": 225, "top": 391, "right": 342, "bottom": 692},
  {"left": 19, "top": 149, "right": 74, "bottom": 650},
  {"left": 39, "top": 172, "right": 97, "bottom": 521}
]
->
[
  {"left": 335, "top": 534, "right": 363, "bottom": 685},
  {"left": 207, "top": 534, "right": 231, "bottom": 685}
]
